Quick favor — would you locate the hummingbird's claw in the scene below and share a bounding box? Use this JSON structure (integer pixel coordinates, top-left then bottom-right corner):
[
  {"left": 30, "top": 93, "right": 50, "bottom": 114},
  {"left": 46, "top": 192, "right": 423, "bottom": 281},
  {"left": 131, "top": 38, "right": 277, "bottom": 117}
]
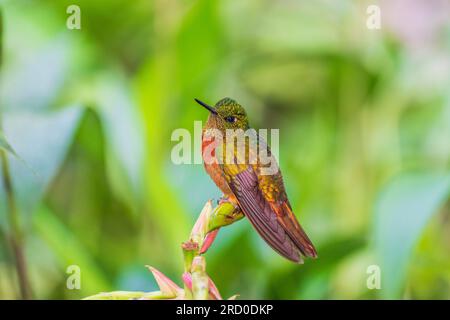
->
[
  {"left": 217, "top": 196, "right": 228, "bottom": 206},
  {"left": 218, "top": 197, "right": 240, "bottom": 212}
]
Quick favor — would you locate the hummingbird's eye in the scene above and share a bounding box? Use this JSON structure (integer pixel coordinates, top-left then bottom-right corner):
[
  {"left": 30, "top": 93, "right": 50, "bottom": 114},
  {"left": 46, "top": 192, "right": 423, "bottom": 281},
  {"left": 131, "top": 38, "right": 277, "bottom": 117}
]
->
[{"left": 224, "top": 116, "right": 237, "bottom": 123}]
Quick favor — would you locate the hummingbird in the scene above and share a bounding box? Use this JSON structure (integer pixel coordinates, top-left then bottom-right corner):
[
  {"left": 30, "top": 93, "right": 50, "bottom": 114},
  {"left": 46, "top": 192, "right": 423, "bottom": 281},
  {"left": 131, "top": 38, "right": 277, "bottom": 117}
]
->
[{"left": 195, "top": 97, "right": 317, "bottom": 263}]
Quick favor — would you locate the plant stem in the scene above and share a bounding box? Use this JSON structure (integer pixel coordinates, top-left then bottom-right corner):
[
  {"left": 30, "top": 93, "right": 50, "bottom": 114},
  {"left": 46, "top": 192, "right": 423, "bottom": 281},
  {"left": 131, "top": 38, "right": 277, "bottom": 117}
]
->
[
  {"left": 181, "top": 201, "right": 242, "bottom": 299},
  {"left": 0, "top": 151, "right": 32, "bottom": 299},
  {"left": 0, "top": 8, "right": 32, "bottom": 300}
]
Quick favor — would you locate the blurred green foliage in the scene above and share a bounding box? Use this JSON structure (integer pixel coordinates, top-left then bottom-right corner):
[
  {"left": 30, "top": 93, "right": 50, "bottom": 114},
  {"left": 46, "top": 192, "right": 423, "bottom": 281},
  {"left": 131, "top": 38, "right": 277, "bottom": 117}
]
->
[{"left": 0, "top": 0, "right": 449, "bottom": 299}]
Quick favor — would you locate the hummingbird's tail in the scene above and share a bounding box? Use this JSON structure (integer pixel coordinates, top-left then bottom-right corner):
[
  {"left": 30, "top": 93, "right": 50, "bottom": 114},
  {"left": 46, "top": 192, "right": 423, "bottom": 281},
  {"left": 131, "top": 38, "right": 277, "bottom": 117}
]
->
[
  {"left": 271, "top": 202, "right": 318, "bottom": 259},
  {"left": 223, "top": 165, "right": 317, "bottom": 263}
]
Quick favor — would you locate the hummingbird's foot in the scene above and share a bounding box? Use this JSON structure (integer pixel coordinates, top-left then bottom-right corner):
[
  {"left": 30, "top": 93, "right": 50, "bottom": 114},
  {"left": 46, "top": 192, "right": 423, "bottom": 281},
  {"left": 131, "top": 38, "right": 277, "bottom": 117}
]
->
[
  {"left": 218, "top": 198, "right": 243, "bottom": 224},
  {"left": 217, "top": 196, "right": 228, "bottom": 206},
  {"left": 208, "top": 197, "right": 244, "bottom": 232},
  {"left": 217, "top": 196, "right": 239, "bottom": 210}
]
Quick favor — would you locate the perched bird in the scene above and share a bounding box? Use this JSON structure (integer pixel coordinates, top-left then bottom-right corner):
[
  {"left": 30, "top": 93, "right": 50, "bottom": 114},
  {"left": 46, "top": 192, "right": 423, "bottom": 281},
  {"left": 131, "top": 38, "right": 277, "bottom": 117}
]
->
[{"left": 195, "top": 97, "right": 317, "bottom": 263}]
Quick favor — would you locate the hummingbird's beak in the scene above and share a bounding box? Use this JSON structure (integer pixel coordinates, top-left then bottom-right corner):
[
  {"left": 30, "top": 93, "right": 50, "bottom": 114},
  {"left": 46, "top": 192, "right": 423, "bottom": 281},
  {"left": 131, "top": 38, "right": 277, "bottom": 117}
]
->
[{"left": 195, "top": 98, "right": 217, "bottom": 115}]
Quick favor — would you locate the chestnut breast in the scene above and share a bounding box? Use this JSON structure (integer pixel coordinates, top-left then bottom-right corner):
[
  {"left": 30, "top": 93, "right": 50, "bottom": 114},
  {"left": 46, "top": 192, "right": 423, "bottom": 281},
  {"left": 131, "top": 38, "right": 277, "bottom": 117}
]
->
[{"left": 201, "top": 130, "right": 235, "bottom": 199}]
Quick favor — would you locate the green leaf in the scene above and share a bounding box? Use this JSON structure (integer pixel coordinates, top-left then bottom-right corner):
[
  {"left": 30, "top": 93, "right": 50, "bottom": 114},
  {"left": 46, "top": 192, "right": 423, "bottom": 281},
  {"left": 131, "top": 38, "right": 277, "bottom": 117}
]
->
[
  {"left": 33, "top": 205, "right": 112, "bottom": 296},
  {"left": 0, "top": 131, "right": 17, "bottom": 157},
  {"left": 0, "top": 106, "right": 83, "bottom": 226},
  {"left": 374, "top": 172, "right": 450, "bottom": 299},
  {"left": 92, "top": 74, "right": 145, "bottom": 207}
]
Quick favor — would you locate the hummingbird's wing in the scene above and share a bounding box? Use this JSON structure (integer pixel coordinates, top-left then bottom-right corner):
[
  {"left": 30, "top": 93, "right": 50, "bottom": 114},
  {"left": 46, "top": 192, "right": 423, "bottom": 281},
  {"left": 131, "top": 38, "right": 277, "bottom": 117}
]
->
[{"left": 220, "top": 134, "right": 317, "bottom": 263}]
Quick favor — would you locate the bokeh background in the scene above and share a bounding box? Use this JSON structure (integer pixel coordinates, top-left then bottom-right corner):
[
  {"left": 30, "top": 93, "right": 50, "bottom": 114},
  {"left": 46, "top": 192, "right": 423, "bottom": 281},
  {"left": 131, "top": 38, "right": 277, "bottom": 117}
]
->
[{"left": 0, "top": 0, "right": 449, "bottom": 299}]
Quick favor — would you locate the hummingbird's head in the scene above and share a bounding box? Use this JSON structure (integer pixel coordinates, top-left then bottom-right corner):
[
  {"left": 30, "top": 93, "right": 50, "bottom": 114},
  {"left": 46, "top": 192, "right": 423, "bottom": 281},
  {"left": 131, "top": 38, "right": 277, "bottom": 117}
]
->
[{"left": 195, "top": 97, "right": 249, "bottom": 130}]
